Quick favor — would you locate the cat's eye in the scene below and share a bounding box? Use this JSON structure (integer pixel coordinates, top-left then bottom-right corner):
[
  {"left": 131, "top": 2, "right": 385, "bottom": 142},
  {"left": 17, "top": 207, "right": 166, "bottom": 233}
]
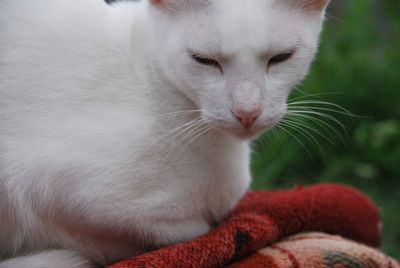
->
[
  {"left": 190, "top": 53, "right": 222, "bottom": 72},
  {"left": 268, "top": 52, "right": 294, "bottom": 66}
]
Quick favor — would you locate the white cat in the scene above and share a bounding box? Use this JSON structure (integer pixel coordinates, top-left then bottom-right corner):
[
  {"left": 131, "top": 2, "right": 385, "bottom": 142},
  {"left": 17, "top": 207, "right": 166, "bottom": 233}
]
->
[{"left": 0, "top": 0, "right": 331, "bottom": 267}]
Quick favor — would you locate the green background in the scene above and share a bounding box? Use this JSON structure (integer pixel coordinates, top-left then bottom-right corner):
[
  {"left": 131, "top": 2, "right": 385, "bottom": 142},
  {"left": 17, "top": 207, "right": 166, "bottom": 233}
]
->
[{"left": 251, "top": 0, "right": 400, "bottom": 259}]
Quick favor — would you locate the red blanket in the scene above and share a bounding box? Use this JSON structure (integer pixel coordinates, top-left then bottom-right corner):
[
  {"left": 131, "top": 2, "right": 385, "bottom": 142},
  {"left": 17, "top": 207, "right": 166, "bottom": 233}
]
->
[{"left": 109, "top": 184, "right": 384, "bottom": 268}]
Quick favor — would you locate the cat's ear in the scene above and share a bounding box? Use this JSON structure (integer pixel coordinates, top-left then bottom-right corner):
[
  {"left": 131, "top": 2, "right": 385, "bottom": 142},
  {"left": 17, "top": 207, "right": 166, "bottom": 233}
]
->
[
  {"left": 149, "top": 0, "right": 201, "bottom": 14},
  {"left": 149, "top": 0, "right": 186, "bottom": 10},
  {"left": 149, "top": 0, "right": 165, "bottom": 5},
  {"left": 283, "top": 0, "right": 332, "bottom": 12}
]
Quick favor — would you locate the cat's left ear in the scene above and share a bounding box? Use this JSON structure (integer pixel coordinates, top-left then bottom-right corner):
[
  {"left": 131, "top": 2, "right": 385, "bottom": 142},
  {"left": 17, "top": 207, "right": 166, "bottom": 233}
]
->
[
  {"left": 302, "top": 0, "right": 331, "bottom": 11},
  {"left": 284, "top": 0, "right": 332, "bottom": 12},
  {"left": 149, "top": 0, "right": 190, "bottom": 12},
  {"left": 149, "top": 0, "right": 166, "bottom": 5}
]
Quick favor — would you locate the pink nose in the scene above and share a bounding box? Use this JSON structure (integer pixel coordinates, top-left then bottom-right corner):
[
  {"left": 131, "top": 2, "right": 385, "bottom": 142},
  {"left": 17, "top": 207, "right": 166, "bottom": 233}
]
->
[{"left": 232, "top": 105, "right": 262, "bottom": 129}]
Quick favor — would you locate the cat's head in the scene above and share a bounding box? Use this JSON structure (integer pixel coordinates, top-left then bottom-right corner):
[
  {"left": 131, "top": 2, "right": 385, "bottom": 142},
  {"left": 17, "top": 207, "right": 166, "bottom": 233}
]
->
[{"left": 148, "top": 0, "right": 331, "bottom": 139}]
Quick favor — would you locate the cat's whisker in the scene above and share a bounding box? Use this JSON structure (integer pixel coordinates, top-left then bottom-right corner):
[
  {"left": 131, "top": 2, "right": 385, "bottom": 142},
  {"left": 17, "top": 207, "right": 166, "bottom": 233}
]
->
[
  {"left": 288, "top": 99, "right": 355, "bottom": 114},
  {"left": 274, "top": 124, "right": 315, "bottom": 161},
  {"left": 158, "top": 117, "right": 213, "bottom": 154},
  {"left": 288, "top": 104, "right": 356, "bottom": 118},
  {"left": 157, "top": 118, "right": 206, "bottom": 153},
  {"left": 286, "top": 109, "right": 347, "bottom": 133},
  {"left": 254, "top": 97, "right": 352, "bottom": 159},
  {"left": 289, "top": 92, "right": 342, "bottom": 101},
  {"left": 143, "top": 117, "right": 204, "bottom": 152},
  {"left": 174, "top": 123, "right": 207, "bottom": 156},
  {"left": 166, "top": 118, "right": 204, "bottom": 141},
  {"left": 255, "top": 134, "right": 268, "bottom": 152},
  {"left": 143, "top": 110, "right": 209, "bottom": 152},
  {"left": 174, "top": 120, "right": 208, "bottom": 147},
  {"left": 177, "top": 124, "right": 213, "bottom": 155},
  {"left": 259, "top": 124, "right": 286, "bottom": 153},
  {"left": 285, "top": 112, "right": 347, "bottom": 144},
  {"left": 281, "top": 117, "right": 337, "bottom": 148},
  {"left": 325, "top": 13, "right": 346, "bottom": 24},
  {"left": 257, "top": 131, "right": 276, "bottom": 155},
  {"left": 279, "top": 120, "right": 325, "bottom": 155},
  {"left": 150, "top": 109, "right": 203, "bottom": 119},
  {"left": 271, "top": 126, "right": 287, "bottom": 149}
]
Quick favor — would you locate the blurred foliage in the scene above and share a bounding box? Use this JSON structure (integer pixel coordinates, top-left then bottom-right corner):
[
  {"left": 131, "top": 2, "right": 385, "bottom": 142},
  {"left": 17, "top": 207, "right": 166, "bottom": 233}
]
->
[{"left": 251, "top": 0, "right": 400, "bottom": 259}]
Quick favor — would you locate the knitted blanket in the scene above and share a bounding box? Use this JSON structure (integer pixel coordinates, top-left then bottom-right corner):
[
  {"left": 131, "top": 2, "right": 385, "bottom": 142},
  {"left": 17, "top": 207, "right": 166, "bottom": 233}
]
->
[
  {"left": 231, "top": 232, "right": 399, "bottom": 268},
  {"left": 109, "top": 184, "right": 398, "bottom": 268}
]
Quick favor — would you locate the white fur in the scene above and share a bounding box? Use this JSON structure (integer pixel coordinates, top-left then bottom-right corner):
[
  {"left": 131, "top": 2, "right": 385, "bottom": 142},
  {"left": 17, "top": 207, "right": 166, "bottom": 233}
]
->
[{"left": 0, "top": 0, "right": 328, "bottom": 266}]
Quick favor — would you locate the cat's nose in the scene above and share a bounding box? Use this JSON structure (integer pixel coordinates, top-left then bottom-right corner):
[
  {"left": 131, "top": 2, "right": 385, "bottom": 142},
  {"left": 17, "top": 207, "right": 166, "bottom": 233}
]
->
[{"left": 232, "top": 105, "right": 262, "bottom": 129}]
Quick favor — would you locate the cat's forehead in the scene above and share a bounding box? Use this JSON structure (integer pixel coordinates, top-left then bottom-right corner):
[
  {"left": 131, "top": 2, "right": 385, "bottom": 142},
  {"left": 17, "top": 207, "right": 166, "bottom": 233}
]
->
[
  {"left": 215, "top": 0, "right": 282, "bottom": 54},
  {"left": 214, "top": 0, "right": 271, "bottom": 19},
  {"left": 187, "top": 0, "right": 303, "bottom": 55}
]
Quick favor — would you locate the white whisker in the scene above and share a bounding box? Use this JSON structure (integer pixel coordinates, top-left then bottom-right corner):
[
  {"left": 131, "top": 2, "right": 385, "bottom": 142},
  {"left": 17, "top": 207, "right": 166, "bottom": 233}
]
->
[
  {"left": 157, "top": 118, "right": 206, "bottom": 153},
  {"left": 262, "top": 97, "right": 357, "bottom": 159},
  {"left": 282, "top": 118, "right": 337, "bottom": 148},
  {"left": 274, "top": 124, "right": 314, "bottom": 161},
  {"left": 279, "top": 120, "right": 325, "bottom": 155},
  {"left": 177, "top": 124, "right": 213, "bottom": 155},
  {"left": 145, "top": 109, "right": 203, "bottom": 120},
  {"left": 289, "top": 100, "right": 355, "bottom": 115},
  {"left": 289, "top": 92, "right": 342, "bottom": 101},
  {"left": 285, "top": 112, "right": 347, "bottom": 143},
  {"left": 142, "top": 117, "right": 203, "bottom": 152},
  {"left": 286, "top": 109, "right": 347, "bottom": 132}
]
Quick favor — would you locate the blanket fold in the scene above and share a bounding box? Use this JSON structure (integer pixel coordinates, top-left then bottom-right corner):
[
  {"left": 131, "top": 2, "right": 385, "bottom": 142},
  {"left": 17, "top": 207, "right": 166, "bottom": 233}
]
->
[{"left": 109, "top": 184, "right": 385, "bottom": 268}]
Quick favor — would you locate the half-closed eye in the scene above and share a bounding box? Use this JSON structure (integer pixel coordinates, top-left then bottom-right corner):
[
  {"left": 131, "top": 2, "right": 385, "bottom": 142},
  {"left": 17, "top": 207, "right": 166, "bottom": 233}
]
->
[
  {"left": 189, "top": 51, "right": 222, "bottom": 72},
  {"left": 268, "top": 51, "right": 295, "bottom": 66}
]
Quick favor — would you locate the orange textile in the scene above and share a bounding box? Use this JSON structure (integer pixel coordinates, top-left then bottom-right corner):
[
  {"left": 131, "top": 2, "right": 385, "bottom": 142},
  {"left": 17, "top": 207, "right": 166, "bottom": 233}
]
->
[{"left": 231, "top": 232, "right": 399, "bottom": 268}]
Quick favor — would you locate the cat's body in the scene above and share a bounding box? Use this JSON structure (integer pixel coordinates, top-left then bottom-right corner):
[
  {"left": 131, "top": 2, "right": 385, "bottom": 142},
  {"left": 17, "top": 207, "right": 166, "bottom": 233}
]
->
[{"left": 0, "top": 0, "right": 330, "bottom": 267}]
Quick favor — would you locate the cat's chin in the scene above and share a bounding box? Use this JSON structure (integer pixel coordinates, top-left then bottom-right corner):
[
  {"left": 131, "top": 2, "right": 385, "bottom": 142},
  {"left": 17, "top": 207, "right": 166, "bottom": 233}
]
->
[
  {"left": 213, "top": 120, "right": 281, "bottom": 141},
  {"left": 233, "top": 131, "right": 262, "bottom": 140},
  {"left": 213, "top": 126, "right": 266, "bottom": 141}
]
